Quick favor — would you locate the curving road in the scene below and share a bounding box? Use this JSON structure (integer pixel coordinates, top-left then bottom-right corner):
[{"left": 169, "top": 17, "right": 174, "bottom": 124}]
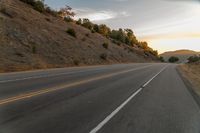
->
[{"left": 0, "top": 63, "right": 199, "bottom": 133}]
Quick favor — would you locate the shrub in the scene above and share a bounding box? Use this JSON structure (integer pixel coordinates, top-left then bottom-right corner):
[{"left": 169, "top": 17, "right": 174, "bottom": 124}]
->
[
  {"left": 102, "top": 43, "right": 109, "bottom": 49},
  {"left": 112, "top": 40, "right": 121, "bottom": 46},
  {"left": 188, "top": 56, "right": 200, "bottom": 63},
  {"left": 20, "top": 0, "right": 45, "bottom": 13},
  {"left": 159, "top": 56, "right": 165, "bottom": 62},
  {"left": 66, "top": 28, "right": 76, "bottom": 38},
  {"left": 32, "top": 45, "right": 37, "bottom": 54},
  {"left": 73, "top": 60, "right": 80, "bottom": 65},
  {"left": 76, "top": 18, "right": 82, "bottom": 25},
  {"left": 82, "top": 18, "right": 93, "bottom": 30},
  {"left": 45, "top": 6, "right": 58, "bottom": 16},
  {"left": 85, "top": 33, "right": 90, "bottom": 37},
  {"left": 168, "top": 56, "right": 179, "bottom": 63},
  {"left": 64, "top": 17, "right": 74, "bottom": 22},
  {"left": 100, "top": 53, "right": 107, "bottom": 60}
]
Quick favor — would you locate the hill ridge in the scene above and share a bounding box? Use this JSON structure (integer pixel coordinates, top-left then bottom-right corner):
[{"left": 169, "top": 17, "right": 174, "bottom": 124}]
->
[{"left": 0, "top": 0, "right": 158, "bottom": 72}]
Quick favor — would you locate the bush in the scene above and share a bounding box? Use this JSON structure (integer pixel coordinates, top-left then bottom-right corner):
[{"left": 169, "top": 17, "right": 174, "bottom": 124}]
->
[
  {"left": 85, "top": 33, "right": 90, "bottom": 37},
  {"left": 159, "top": 56, "right": 165, "bottom": 62},
  {"left": 188, "top": 56, "right": 200, "bottom": 63},
  {"left": 64, "top": 17, "right": 74, "bottom": 22},
  {"left": 102, "top": 43, "right": 109, "bottom": 49},
  {"left": 20, "top": 0, "right": 45, "bottom": 13},
  {"left": 32, "top": 45, "right": 37, "bottom": 54},
  {"left": 66, "top": 28, "right": 76, "bottom": 38},
  {"left": 100, "top": 53, "right": 107, "bottom": 60},
  {"left": 168, "top": 56, "right": 179, "bottom": 63},
  {"left": 76, "top": 18, "right": 82, "bottom": 25},
  {"left": 45, "top": 6, "right": 58, "bottom": 16},
  {"left": 112, "top": 40, "right": 121, "bottom": 46},
  {"left": 73, "top": 60, "right": 80, "bottom": 65}
]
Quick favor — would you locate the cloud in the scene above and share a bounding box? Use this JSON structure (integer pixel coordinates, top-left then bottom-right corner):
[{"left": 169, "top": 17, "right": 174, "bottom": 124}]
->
[
  {"left": 164, "top": 0, "right": 200, "bottom": 3},
  {"left": 74, "top": 8, "right": 129, "bottom": 21}
]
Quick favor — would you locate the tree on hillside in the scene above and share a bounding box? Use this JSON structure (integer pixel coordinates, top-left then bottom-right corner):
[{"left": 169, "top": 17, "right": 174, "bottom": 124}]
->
[
  {"left": 58, "top": 5, "right": 75, "bottom": 19},
  {"left": 20, "top": 0, "right": 45, "bottom": 12},
  {"left": 139, "top": 41, "right": 148, "bottom": 50},
  {"left": 168, "top": 56, "right": 179, "bottom": 63},
  {"left": 76, "top": 18, "right": 82, "bottom": 25},
  {"left": 82, "top": 18, "right": 93, "bottom": 30},
  {"left": 98, "top": 24, "right": 111, "bottom": 37},
  {"left": 93, "top": 24, "right": 100, "bottom": 33}
]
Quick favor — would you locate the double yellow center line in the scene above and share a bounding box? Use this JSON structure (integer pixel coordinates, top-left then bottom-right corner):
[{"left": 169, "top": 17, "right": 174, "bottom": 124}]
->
[{"left": 0, "top": 65, "right": 153, "bottom": 106}]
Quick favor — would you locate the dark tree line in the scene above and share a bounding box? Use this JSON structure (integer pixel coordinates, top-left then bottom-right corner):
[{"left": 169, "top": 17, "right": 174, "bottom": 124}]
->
[
  {"left": 76, "top": 18, "right": 158, "bottom": 56},
  {"left": 20, "top": 0, "right": 158, "bottom": 57}
]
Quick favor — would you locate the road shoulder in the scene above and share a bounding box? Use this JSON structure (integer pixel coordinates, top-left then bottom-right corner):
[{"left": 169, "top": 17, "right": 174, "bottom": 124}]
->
[{"left": 177, "top": 65, "right": 200, "bottom": 107}]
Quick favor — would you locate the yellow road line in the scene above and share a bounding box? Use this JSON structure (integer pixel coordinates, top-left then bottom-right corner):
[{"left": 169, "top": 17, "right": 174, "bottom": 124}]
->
[{"left": 0, "top": 65, "right": 153, "bottom": 106}]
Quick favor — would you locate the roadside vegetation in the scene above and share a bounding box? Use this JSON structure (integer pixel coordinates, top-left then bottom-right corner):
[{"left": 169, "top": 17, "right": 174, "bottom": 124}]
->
[
  {"left": 168, "top": 56, "right": 179, "bottom": 63},
  {"left": 20, "top": 0, "right": 159, "bottom": 58},
  {"left": 187, "top": 56, "right": 200, "bottom": 63},
  {"left": 159, "top": 56, "right": 165, "bottom": 62},
  {"left": 178, "top": 55, "right": 200, "bottom": 96}
]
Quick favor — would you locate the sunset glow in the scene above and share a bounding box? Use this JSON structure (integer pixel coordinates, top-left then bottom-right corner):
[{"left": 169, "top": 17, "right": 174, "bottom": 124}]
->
[{"left": 45, "top": 0, "right": 200, "bottom": 53}]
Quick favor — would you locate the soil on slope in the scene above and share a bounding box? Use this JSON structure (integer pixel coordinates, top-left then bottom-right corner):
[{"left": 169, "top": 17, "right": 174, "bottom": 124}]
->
[{"left": 0, "top": 0, "right": 158, "bottom": 72}]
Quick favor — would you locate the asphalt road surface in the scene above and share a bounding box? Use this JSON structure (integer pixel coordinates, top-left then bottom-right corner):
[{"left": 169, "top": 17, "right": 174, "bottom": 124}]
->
[{"left": 0, "top": 63, "right": 199, "bottom": 133}]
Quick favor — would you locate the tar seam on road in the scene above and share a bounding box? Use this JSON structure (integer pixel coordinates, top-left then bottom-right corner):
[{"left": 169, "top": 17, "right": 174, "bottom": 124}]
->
[
  {"left": 89, "top": 65, "right": 168, "bottom": 133},
  {"left": 0, "top": 65, "right": 154, "bottom": 106}
]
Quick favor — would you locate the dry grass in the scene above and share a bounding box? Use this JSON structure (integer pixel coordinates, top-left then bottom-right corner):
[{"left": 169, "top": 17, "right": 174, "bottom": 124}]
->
[
  {"left": 0, "top": 0, "right": 158, "bottom": 73},
  {"left": 179, "top": 63, "right": 200, "bottom": 95}
]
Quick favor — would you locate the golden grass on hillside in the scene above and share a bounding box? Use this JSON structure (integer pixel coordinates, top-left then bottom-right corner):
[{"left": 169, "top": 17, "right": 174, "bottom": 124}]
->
[{"left": 179, "top": 63, "right": 200, "bottom": 96}]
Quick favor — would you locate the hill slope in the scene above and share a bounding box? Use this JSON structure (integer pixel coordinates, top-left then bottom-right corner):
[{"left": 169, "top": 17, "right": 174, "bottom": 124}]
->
[
  {"left": 0, "top": 0, "right": 158, "bottom": 72},
  {"left": 160, "top": 50, "right": 200, "bottom": 63}
]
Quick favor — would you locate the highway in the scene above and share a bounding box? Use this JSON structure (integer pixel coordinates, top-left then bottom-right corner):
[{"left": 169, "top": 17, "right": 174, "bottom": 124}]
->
[{"left": 0, "top": 63, "right": 199, "bottom": 133}]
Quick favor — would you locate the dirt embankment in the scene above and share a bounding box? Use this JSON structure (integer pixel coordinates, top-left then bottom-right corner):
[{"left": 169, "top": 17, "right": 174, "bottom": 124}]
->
[
  {"left": 178, "top": 63, "right": 200, "bottom": 96},
  {"left": 0, "top": 0, "right": 158, "bottom": 73}
]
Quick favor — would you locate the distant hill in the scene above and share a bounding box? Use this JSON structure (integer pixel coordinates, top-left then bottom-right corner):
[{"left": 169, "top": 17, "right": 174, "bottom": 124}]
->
[
  {"left": 0, "top": 0, "right": 158, "bottom": 72},
  {"left": 160, "top": 50, "right": 200, "bottom": 63}
]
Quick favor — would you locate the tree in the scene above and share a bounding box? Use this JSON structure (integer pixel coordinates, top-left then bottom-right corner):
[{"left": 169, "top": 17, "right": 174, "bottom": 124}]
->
[
  {"left": 58, "top": 5, "right": 75, "bottom": 19},
  {"left": 159, "top": 56, "right": 165, "bottom": 62},
  {"left": 98, "top": 24, "right": 111, "bottom": 37},
  {"left": 76, "top": 18, "right": 82, "bottom": 25},
  {"left": 168, "top": 56, "right": 179, "bottom": 63},
  {"left": 93, "top": 24, "right": 100, "bottom": 33},
  {"left": 139, "top": 41, "right": 148, "bottom": 50},
  {"left": 20, "top": 0, "right": 45, "bottom": 13},
  {"left": 188, "top": 56, "right": 200, "bottom": 63},
  {"left": 82, "top": 18, "right": 93, "bottom": 30}
]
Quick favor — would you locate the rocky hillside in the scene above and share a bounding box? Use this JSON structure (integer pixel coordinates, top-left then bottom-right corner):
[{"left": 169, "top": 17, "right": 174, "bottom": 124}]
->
[
  {"left": 160, "top": 50, "right": 200, "bottom": 63},
  {"left": 0, "top": 0, "right": 158, "bottom": 72}
]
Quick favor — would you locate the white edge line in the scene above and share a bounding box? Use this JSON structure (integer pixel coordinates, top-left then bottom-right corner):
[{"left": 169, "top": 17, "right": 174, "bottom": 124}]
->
[{"left": 89, "top": 65, "right": 168, "bottom": 133}]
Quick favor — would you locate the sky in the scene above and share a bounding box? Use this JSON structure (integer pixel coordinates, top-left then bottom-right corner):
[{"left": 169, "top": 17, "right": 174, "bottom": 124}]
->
[{"left": 45, "top": 0, "right": 200, "bottom": 53}]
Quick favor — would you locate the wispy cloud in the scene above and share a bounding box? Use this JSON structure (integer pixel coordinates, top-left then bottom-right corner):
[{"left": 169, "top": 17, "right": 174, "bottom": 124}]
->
[{"left": 74, "top": 8, "right": 129, "bottom": 21}]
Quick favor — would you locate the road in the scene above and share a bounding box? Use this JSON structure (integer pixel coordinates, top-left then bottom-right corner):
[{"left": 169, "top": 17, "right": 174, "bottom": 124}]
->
[{"left": 0, "top": 63, "right": 199, "bottom": 133}]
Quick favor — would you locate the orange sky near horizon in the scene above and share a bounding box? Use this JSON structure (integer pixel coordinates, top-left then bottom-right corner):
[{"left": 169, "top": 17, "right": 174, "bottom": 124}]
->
[{"left": 46, "top": 0, "right": 200, "bottom": 53}]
